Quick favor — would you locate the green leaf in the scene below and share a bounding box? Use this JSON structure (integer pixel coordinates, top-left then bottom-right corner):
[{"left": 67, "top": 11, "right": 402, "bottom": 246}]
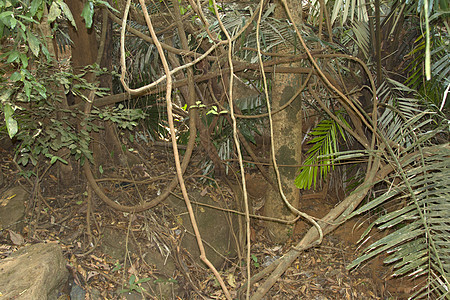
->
[
  {"left": 19, "top": 52, "right": 28, "bottom": 68},
  {"left": 47, "top": 2, "right": 61, "bottom": 23},
  {"left": 136, "top": 277, "right": 152, "bottom": 284},
  {"left": 57, "top": 0, "right": 76, "bottom": 29},
  {"left": 9, "top": 16, "right": 16, "bottom": 29},
  {"left": 3, "top": 103, "right": 18, "bottom": 138},
  {"left": 30, "top": 0, "right": 43, "bottom": 17},
  {"left": 128, "top": 274, "right": 136, "bottom": 285},
  {"left": 9, "top": 71, "right": 21, "bottom": 82},
  {"left": 17, "top": 15, "right": 39, "bottom": 24},
  {"left": 81, "top": 1, "right": 94, "bottom": 29},
  {"left": 94, "top": 0, "right": 119, "bottom": 13},
  {"left": 99, "top": 165, "right": 103, "bottom": 174},
  {"left": 0, "top": 11, "right": 14, "bottom": 21},
  {"left": 0, "top": 11, "right": 14, "bottom": 28},
  {"left": 26, "top": 30, "right": 40, "bottom": 56},
  {"left": 7, "top": 50, "right": 20, "bottom": 63}
]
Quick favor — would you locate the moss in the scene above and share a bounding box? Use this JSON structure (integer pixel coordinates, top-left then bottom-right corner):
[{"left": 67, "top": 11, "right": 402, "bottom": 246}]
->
[
  {"left": 280, "top": 82, "right": 301, "bottom": 123},
  {"left": 276, "top": 145, "right": 298, "bottom": 191}
]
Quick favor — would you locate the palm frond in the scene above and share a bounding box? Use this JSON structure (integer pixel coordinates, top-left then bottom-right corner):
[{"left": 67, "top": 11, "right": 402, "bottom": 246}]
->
[
  {"left": 295, "top": 112, "right": 350, "bottom": 190},
  {"left": 345, "top": 77, "right": 450, "bottom": 298},
  {"left": 330, "top": 0, "right": 372, "bottom": 25},
  {"left": 348, "top": 19, "right": 370, "bottom": 58},
  {"left": 405, "top": 27, "right": 450, "bottom": 107},
  {"left": 347, "top": 143, "right": 450, "bottom": 299},
  {"left": 377, "top": 79, "right": 427, "bottom": 149}
]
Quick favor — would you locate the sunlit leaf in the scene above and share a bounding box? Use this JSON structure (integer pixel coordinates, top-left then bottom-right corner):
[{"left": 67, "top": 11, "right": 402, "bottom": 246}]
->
[
  {"left": 26, "top": 30, "right": 40, "bottom": 56},
  {"left": 57, "top": 0, "right": 76, "bottom": 29},
  {"left": 81, "top": 1, "right": 94, "bottom": 29},
  {"left": 47, "top": 2, "right": 61, "bottom": 23}
]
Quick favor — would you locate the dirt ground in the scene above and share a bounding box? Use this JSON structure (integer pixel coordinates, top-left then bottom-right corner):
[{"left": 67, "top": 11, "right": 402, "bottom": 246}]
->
[{"left": 0, "top": 142, "right": 418, "bottom": 299}]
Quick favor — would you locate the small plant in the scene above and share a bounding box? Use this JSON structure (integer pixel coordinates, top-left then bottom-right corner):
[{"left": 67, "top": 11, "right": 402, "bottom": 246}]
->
[
  {"left": 120, "top": 274, "right": 152, "bottom": 294},
  {"left": 251, "top": 254, "right": 260, "bottom": 268},
  {"left": 153, "top": 278, "right": 178, "bottom": 284},
  {"left": 112, "top": 261, "right": 122, "bottom": 272}
]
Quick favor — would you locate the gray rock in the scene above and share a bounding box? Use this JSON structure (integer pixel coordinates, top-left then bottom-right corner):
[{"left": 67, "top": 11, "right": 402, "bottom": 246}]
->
[{"left": 167, "top": 189, "right": 239, "bottom": 269}]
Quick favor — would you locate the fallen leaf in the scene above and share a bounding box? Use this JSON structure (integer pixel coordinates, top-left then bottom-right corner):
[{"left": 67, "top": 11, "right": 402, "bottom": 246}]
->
[
  {"left": 86, "top": 270, "right": 98, "bottom": 281},
  {"left": 226, "top": 273, "right": 236, "bottom": 288},
  {"left": 8, "top": 230, "right": 24, "bottom": 245}
]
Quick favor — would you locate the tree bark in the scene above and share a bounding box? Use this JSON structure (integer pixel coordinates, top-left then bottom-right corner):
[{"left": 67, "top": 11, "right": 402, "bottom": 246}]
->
[{"left": 263, "top": 0, "right": 304, "bottom": 243}]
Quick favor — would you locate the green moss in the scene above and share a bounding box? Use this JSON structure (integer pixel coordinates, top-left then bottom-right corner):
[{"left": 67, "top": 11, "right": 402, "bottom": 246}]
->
[
  {"left": 280, "top": 85, "right": 301, "bottom": 123},
  {"left": 276, "top": 145, "right": 298, "bottom": 189}
]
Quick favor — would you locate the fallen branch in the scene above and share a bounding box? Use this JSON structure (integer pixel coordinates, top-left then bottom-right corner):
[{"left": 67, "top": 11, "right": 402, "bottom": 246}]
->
[{"left": 249, "top": 155, "right": 382, "bottom": 300}]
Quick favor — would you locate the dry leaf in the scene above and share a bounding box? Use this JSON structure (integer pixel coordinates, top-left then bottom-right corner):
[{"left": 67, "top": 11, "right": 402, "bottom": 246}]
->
[
  {"left": 226, "top": 273, "right": 236, "bottom": 288},
  {"left": 49, "top": 174, "right": 58, "bottom": 182},
  {"left": 86, "top": 270, "right": 98, "bottom": 281},
  {"left": 8, "top": 230, "right": 24, "bottom": 245}
]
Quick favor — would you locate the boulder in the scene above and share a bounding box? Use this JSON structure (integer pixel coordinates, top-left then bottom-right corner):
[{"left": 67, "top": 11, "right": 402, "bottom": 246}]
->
[
  {"left": 168, "top": 189, "right": 239, "bottom": 269},
  {"left": 0, "top": 243, "right": 69, "bottom": 299},
  {"left": 0, "top": 186, "right": 28, "bottom": 232}
]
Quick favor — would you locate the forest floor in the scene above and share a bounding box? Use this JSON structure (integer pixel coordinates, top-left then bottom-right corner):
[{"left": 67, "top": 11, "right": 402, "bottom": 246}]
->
[{"left": 0, "top": 142, "right": 418, "bottom": 299}]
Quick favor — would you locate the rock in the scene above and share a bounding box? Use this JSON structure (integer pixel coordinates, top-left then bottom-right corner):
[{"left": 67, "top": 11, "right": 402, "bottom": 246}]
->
[
  {"left": 0, "top": 243, "right": 69, "bottom": 300},
  {"left": 101, "top": 227, "right": 128, "bottom": 261},
  {"left": 167, "top": 189, "right": 239, "bottom": 269},
  {"left": 0, "top": 186, "right": 28, "bottom": 232},
  {"left": 69, "top": 282, "right": 86, "bottom": 300}
]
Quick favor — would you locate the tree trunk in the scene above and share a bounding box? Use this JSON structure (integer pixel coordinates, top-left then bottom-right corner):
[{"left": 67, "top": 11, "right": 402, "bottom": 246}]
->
[
  {"left": 66, "top": 0, "right": 98, "bottom": 85},
  {"left": 67, "top": 1, "right": 139, "bottom": 169},
  {"left": 263, "top": 0, "right": 304, "bottom": 243}
]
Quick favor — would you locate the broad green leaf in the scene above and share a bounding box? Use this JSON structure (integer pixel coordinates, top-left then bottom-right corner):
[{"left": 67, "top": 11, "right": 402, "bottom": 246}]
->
[
  {"left": 81, "top": 1, "right": 94, "bottom": 29},
  {"left": 7, "top": 50, "right": 19, "bottom": 63},
  {"left": 9, "top": 71, "right": 21, "bottom": 82},
  {"left": 47, "top": 2, "right": 61, "bottom": 23},
  {"left": 0, "top": 11, "right": 14, "bottom": 20},
  {"left": 19, "top": 52, "right": 28, "bottom": 68},
  {"left": 30, "top": 0, "right": 43, "bottom": 17},
  {"left": 3, "top": 103, "right": 18, "bottom": 138},
  {"left": 26, "top": 30, "right": 40, "bottom": 56},
  {"left": 57, "top": 0, "right": 76, "bottom": 29},
  {"left": 24, "top": 80, "right": 31, "bottom": 98},
  {"left": 0, "top": 11, "right": 14, "bottom": 28}
]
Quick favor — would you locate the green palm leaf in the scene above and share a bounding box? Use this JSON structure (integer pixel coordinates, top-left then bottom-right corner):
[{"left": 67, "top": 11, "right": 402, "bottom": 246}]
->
[
  {"left": 345, "top": 77, "right": 450, "bottom": 299},
  {"left": 295, "top": 112, "right": 350, "bottom": 190}
]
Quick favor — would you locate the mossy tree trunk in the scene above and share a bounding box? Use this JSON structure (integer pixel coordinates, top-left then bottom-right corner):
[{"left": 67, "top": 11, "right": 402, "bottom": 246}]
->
[{"left": 263, "top": 0, "right": 304, "bottom": 243}]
